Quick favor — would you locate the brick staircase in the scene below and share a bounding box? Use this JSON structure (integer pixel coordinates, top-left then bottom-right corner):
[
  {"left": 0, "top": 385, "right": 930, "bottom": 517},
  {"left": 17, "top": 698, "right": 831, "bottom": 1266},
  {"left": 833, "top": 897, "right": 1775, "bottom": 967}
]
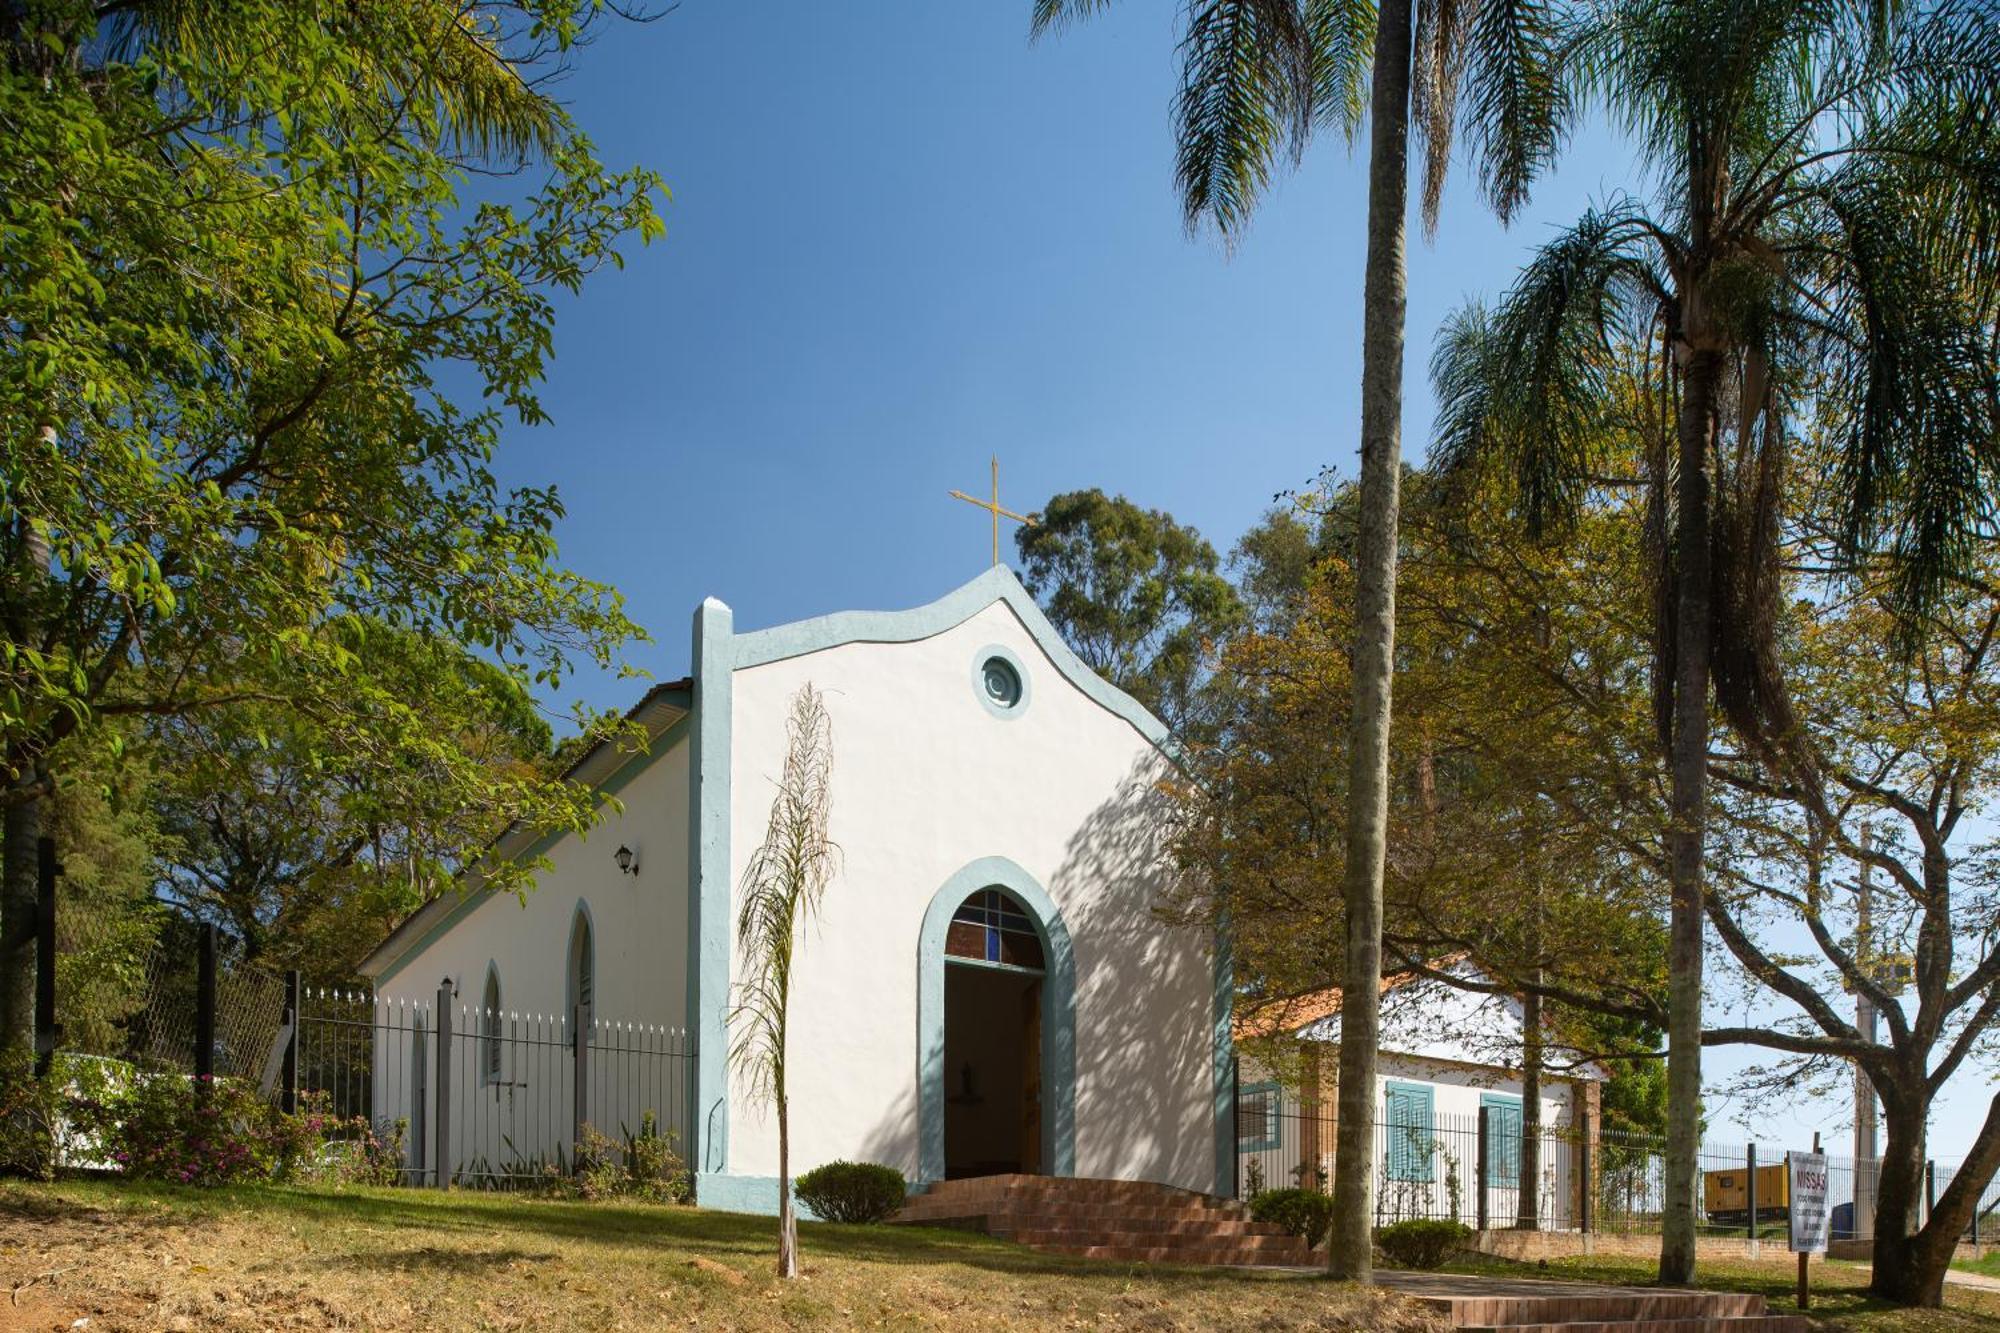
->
[
  {"left": 891, "top": 1174, "right": 1313, "bottom": 1266},
  {"left": 1381, "top": 1275, "right": 1814, "bottom": 1333}
]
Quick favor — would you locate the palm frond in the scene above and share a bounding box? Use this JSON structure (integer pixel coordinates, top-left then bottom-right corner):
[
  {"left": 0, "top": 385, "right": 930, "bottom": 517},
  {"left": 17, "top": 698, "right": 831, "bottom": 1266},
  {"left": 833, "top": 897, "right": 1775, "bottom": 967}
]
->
[
  {"left": 728, "top": 685, "right": 839, "bottom": 1108},
  {"left": 1457, "top": 0, "right": 1572, "bottom": 225},
  {"left": 1431, "top": 200, "right": 1657, "bottom": 534},
  {"left": 1173, "top": 0, "right": 1323, "bottom": 239}
]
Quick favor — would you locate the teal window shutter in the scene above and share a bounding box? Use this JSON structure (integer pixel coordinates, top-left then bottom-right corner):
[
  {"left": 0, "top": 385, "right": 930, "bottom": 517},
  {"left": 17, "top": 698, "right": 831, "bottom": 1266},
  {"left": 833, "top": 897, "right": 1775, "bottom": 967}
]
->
[
  {"left": 1384, "top": 1083, "right": 1435, "bottom": 1182},
  {"left": 1483, "top": 1094, "right": 1523, "bottom": 1188}
]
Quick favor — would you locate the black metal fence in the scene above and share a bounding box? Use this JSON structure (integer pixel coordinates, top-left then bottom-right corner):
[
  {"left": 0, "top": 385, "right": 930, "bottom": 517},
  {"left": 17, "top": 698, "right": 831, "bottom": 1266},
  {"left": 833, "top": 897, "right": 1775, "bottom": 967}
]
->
[
  {"left": 1235, "top": 1085, "right": 2000, "bottom": 1244},
  {"left": 291, "top": 982, "right": 697, "bottom": 1188}
]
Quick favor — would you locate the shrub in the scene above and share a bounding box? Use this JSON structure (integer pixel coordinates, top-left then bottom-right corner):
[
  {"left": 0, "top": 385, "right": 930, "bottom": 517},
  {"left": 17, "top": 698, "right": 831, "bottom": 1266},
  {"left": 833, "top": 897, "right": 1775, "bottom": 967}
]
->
[
  {"left": 793, "top": 1160, "right": 906, "bottom": 1224},
  {"left": 543, "top": 1115, "right": 690, "bottom": 1204},
  {"left": 0, "top": 1049, "right": 60, "bottom": 1179},
  {"left": 625, "top": 1111, "right": 691, "bottom": 1203},
  {"left": 1249, "top": 1187, "right": 1334, "bottom": 1247},
  {"left": 1375, "top": 1218, "right": 1472, "bottom": 1269},
  {"left": 102, "top": 1074, "right": 283, "bottom": 1185}
]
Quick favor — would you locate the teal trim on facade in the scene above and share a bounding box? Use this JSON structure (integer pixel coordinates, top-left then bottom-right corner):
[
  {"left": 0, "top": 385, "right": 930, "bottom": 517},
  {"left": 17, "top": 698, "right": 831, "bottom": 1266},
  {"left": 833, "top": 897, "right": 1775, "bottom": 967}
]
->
[
  {"left": 1236, "top": 1080, "right": 1280, "bottom": 1152},
  {"left": 1384, "top": 1081, "right": 1437, "bottom": 1183},
  {"left": 689, "top": 598, "right": 735, "bottom": 1184},
  {"left": 1211, "top": 918, "right": 1234, "bottom": 1197},
  {"left": 917, "top": 857, "right": 1075, "bottom": 1185},
  {"left": 373, "top": 714, "right": 692, "bottom": 990},
  {"left": 730, "top": 566, "right": 1169, "bottom": 746},
  {"left": 1480, "top": 1092, "right": 1523, "bottom": 1187},
  {"left": 692, "top": 1172, "right": 823, "bottom": 1219},
  {"left": 970, "top": 643, "right": 1031, "bottom": 720}
]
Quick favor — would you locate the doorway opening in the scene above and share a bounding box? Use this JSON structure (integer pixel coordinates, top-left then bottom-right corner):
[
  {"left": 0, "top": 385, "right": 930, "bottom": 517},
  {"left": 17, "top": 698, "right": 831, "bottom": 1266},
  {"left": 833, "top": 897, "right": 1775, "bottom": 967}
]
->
[{"left": 941, "top": 888, "right": 1046, "bottom": 1179}]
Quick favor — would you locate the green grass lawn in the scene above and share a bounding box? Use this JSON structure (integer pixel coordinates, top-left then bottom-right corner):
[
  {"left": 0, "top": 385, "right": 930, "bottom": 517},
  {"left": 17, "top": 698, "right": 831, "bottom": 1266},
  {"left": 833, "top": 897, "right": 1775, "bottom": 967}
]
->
[
  {"left": 1441, "top": 1249, "right": 2000, "bottom": 1331},
  {"left": 0, "top": 1179, "right": 1431, "bottom": 1332},
  {"left": 7, "top": 1182, "right": 1998, "bottom": 1331},
  {"left": 1952, "top": 1251, "right": 2000, "bottom": 1280}
]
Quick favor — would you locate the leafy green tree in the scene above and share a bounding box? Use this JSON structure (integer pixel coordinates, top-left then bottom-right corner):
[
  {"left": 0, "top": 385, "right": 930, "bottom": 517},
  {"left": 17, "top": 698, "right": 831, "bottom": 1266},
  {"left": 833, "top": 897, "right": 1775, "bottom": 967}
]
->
[
  {"left": 1430, "top": 0, "right": 2000, "bottom": 1280},
  {"left": 730, "top": 685, "right": 838, "bottom": 1280},
  {"left": 0, "top": 1, "right": 662, "bottom": 1055},
  {"left": 1015, "top": 489, "right": 1245, "bottom": 736},
  {"left": 1030, "top": 0, "right": 1571, "bottom": 1272},
  {"left": 149, "top": 623, "right": 557, "bottom": 976}
]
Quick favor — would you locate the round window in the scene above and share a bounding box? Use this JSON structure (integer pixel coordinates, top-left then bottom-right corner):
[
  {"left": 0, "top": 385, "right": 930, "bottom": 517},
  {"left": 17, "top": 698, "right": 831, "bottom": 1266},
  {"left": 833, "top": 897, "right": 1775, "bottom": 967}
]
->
[{"left": 981, "top": 656, "right": 1022, "bottom": 708}]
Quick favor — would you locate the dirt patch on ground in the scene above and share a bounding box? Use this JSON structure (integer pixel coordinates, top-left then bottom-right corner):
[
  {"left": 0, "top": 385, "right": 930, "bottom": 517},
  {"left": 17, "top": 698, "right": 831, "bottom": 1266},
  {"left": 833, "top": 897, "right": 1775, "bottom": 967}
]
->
[{"left": 0, "top": 1183, "right": 1449, "bottom": 1332}]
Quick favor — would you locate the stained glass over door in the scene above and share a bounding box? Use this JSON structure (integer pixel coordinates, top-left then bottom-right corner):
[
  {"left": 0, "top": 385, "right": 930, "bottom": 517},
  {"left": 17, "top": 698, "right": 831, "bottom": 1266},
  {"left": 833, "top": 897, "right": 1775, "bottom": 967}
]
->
[{"left": 945, "top": 888, "right": 1045, "bottom": 972}]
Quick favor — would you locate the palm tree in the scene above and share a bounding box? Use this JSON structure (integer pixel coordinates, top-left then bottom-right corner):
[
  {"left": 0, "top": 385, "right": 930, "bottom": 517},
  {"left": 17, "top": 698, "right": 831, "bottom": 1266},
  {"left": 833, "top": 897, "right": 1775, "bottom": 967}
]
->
[
  {"left": 1030, "top": 0, "right": 1570, "bottom": 1278},
  {"left": 730, "top": 685, "right": 839, "bottom": 1279},
  {"left": 1431, "top": 0, "right": 2000, "bottom": 1286}
]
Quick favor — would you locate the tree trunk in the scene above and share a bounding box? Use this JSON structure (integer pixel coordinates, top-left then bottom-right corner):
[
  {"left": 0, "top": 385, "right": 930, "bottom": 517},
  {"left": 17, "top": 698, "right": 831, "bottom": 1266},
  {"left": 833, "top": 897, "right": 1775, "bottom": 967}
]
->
[
  {"left": 778, "top": 1088, "right": 798, "bottom": 1278},
  {"left": 1516, "top": 987, "right": 1542, "bottom": 1229},
  {"left": 1326, "top": 0, "right": 1413, "bottom": 1282},
  {"left": 0, "top": 765, "right": 40, "bottom": 1059},
  {"left": 1876, "top": 1088, "right": 2000, "bottom": 1307},
  {"left": 1869, "top": 1089, "right": 1937, "bottom": 1303},
  {"left": 1658, "top": 345, "right": 1720, "bottom": 1287}
]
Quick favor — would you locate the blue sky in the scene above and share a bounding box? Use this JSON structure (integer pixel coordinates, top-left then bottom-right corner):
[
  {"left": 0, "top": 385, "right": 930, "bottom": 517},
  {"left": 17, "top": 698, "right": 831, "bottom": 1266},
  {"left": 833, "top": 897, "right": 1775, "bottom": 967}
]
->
[{"left": 487, "top": 2, "right": 1990, "bottom": 1161}]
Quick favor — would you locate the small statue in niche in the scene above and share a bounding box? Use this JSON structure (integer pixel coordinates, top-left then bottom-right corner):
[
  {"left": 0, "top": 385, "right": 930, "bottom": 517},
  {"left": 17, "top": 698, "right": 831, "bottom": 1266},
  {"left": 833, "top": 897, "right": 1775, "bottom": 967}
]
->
[{"left": 947, "top": 1061, "right": 983, "bottom": 1106}]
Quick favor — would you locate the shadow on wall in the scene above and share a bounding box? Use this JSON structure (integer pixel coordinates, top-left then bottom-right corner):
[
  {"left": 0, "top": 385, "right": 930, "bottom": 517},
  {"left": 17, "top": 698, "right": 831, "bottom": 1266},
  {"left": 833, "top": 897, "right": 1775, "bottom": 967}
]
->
[{"left": 841, "top": 751, "right": 1211, "bottom": 1194}]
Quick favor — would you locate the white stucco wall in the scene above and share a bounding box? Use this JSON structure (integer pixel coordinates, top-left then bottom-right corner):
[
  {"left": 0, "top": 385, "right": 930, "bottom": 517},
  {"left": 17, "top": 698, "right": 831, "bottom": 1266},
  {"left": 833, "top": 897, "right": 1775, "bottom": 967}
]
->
[
  {"left": 1237, "top": 1053, "right": 1587, "bottom": 1226},
  {"left": 369, "top": 733, "right": 693, "bottom": 1174},
  {"left": 722, "top": 598, "right": 1216, "bottom": 1194}
]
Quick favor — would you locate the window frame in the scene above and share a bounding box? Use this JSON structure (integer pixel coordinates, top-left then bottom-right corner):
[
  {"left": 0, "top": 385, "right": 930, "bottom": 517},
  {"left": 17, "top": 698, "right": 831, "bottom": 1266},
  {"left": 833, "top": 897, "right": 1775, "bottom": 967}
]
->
[
  {"left": 1481, "top": 1091, "right": 1524, "bottom": 1189},
  {"left": 479, "top": 963, "right": 503, "bottom": 1089},
  {"left": 1383, "top": 1081, "right": 1437, "bottom": 1183},
  {"left": 1236, "top": 1080, "right": 1282, "bottom": 1153}
]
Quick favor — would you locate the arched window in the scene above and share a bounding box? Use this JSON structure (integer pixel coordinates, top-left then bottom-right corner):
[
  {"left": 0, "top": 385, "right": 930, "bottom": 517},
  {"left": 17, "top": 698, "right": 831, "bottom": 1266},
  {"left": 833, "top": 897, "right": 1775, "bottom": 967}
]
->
[
  {"left": 945, "top": 888, "right": 1045, "bottom": 971},
  {"left": 479, "top": 964, "right": 503, "bottom": 1087},
  {"left": 566, "top": 905, "right": 595, "bottom": 1032}
]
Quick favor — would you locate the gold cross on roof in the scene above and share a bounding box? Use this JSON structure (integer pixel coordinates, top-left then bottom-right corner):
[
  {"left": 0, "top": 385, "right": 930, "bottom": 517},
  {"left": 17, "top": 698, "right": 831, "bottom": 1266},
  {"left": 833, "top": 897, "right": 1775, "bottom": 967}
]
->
[{"left": 949, "top": 456, "right": 1033, "bottom": 566}]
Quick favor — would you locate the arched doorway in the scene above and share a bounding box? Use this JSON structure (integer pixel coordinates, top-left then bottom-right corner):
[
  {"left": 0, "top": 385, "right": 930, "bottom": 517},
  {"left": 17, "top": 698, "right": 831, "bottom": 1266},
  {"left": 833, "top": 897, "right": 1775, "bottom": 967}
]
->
[
  {"left": 942, "top": 888, "right": 1045, "bottom": 1177},
  {"left": 918, "top": 858, "right": 1075, "bottom": 1184}
]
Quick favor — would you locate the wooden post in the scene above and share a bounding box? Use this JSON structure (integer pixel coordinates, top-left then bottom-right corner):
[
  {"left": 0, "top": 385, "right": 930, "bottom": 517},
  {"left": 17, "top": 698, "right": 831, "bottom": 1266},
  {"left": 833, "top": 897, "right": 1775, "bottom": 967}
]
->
[
  {"left": 1577, "top": 1106, "right": 1593, "bottom": 1235},
  {"left": 1798, "top": 1131, "right": 1820, "bottom": 1311},
  {"left": 1926, "top": 1160, "right": 1937, "bottom": 1226},
  {"left": 194, "top": 922, "right": 217, "bottom": 1086},
  {"left": 434, "top": 984, "right": 454, "bottom": 1189},
  {"left": 572, "top": 1001, "right": 590, "bottom": 1169},
  {"left": 1477, "top": 1104, "right": 1491, "bottom": 1233},
  {"left": 281, "top": 970, "right": 301, "bottom": 1115},
  {"left": 1747, "top": 1143, "right": 1759, "bottom": 1243},
  {"left": 33, "top": 837, "right": 57, "bottom": 1078}
]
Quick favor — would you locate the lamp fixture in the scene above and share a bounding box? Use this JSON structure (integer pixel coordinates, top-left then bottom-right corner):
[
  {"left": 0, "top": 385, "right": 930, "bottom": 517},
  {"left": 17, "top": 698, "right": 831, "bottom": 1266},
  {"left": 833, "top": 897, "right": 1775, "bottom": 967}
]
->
[{"left": 614, "top": 844, "right": 639, "bottom": 877}]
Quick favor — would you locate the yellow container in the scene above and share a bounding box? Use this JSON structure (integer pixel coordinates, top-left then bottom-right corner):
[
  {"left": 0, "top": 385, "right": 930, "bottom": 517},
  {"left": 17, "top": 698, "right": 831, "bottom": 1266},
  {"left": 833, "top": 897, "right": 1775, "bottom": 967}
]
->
[{"left": 1703, "top": 1163, "right": 1790, "bottom": 1223}]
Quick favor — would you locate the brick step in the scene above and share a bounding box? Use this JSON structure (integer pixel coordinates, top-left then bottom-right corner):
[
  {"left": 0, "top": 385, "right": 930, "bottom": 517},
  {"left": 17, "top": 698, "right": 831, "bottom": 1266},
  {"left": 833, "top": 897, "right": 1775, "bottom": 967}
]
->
[
  {"left": 899, "top": 1200, "right": 1251, "bottom": 1225},
  {"left": 1456, "top": 1312, "right": 1816, "bottom": 1320},
  {"left": 1000, "top": 1225, "right": 1306, "bottom": 1249},
  {"left": 917, "top": 1175, "right": 1217, "bottom": 1205},
  {"left": 1034, "top": 1240, "right": 1311, "bottom": 1266},
  {"left": 1426, "top": 1294, "right": 1765, "bottom": 1320},
  {"left": 894, "top": 1175, "right": 1309, "bottom": 1268},
  {"left": 986, "top": 1214, "right": 1285, "bottom": 1238}
]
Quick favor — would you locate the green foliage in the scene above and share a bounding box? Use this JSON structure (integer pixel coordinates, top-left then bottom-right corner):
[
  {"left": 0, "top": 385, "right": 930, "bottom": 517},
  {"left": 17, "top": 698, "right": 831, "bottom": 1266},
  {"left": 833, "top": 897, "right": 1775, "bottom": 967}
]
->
[
  {"left": 793, "top": 1161, "right": 908, "bottom": 1224},
  {"left": 1015, "top": 489, "right": 1246, "bottom": 736},
  {"left": 0, "top": 0, "right": 664, "bottom": 998},
  {"left": 542, "top": 1115, "right": 690, "bottom": 1204},
  {"left": 30, "top": 745, "right": 164, "bottom": 1055},
  {"left": 1249, "top": 1187, "right": 1333, "bottom": 1247},
  {"left": 0, "top": 1048, "right": 61, "bottom": 1178},
  {"left": 147, "top": 623, "right": 560, "bottom": 974},
  {"left": 1374, "top": 1218, "right": 1471, "bottom": 1269}
]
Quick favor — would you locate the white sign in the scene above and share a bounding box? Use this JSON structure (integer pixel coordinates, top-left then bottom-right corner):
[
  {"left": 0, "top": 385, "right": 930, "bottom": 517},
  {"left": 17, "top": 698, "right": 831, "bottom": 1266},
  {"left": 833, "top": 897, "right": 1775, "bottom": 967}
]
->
[{"left": 1788, "top": 1150, "right": 1830, "bottom": 1254}]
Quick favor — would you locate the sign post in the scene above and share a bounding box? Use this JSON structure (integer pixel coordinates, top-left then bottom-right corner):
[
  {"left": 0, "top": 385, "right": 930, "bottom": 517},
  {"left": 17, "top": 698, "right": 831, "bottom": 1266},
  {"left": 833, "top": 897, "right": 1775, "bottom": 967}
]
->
[{"left": 1789, "top": 1134, "right": 1829, "bottom": 1311}]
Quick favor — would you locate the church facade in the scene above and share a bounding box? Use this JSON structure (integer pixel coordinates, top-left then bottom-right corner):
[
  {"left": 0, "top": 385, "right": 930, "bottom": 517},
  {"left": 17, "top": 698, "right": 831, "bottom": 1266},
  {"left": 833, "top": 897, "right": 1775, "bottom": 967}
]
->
[{"left": 357, "top": 567, "right": 1231, "bottom": 1211}]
